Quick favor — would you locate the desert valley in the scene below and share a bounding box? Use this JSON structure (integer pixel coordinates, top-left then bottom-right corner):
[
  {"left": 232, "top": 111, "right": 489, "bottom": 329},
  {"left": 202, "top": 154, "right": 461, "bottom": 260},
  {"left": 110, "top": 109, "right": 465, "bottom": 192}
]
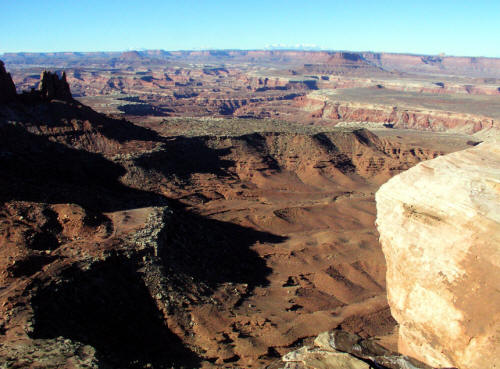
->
[{"left": 0, "top": 49, "right": 498, "bottom": 369}]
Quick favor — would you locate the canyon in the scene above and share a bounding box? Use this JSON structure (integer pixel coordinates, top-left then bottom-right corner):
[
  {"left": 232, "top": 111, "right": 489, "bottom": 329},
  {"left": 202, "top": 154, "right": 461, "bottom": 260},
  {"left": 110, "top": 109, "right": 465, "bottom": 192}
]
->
[
  {"left": 4, "top": 50, "right": 500, "bottom": 138},
  {"left": 0, "top": 50, "right": 498, "bottom": 368}
]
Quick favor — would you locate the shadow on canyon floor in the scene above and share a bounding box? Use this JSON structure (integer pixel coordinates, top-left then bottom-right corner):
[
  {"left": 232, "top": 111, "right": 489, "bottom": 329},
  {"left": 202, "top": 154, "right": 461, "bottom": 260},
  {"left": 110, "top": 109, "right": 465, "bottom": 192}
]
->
[
  {"left": 0, "top": 124, "right": 165, "bottom": 211},
  {"left": 134, "top": 136, "right": 235, "bottom": 182},
  {"left": 163, "top": 202, "right": 286, "bottom": 288},
  {"left": 2, "top": 114, "right": 287, "bottom": 366},
  {"left": 30, "top": 255, "right": 201, "bottom": 368},
  {"left": 3, "top": 100, "right": 164, "bottom": 145},
  {"left": 28, "top": 205, "right": 285, "bottom": 367}
]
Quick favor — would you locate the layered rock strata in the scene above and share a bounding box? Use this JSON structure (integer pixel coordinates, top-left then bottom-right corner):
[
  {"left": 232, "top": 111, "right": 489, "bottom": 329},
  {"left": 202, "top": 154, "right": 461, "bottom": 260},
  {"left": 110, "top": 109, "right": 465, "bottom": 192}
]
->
[
  {"left": 295, "top": 96, "right": 498, "bottom": 134},
  {"left": 375, "top": 142, "right": 500, "bottom": 369}
]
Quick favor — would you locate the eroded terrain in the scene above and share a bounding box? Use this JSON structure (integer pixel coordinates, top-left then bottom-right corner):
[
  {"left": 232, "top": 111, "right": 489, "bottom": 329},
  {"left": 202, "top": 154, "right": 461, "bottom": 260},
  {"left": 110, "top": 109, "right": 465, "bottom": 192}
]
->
[
  {"left": 0, "top": 51, "right": 496, "bottom": 368},
  {"left": 5, "top": 50, "right": 500, "bottom": 137}
]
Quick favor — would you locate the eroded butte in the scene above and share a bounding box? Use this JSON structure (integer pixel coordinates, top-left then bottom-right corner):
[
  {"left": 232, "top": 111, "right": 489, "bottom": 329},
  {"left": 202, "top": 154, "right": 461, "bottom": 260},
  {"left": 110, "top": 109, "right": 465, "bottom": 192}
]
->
[{"left": 0, "top": 51, "right": 497, "bottom": 368}]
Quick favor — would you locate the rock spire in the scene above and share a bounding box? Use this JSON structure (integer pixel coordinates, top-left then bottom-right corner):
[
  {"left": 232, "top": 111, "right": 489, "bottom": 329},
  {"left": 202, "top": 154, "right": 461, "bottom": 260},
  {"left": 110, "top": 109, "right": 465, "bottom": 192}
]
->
[
  {"left": 0, "top": 60, "right": 17, "bottom": 103},
  {"left": 38, "top": 70, "right": 73, "bottom": 101}
]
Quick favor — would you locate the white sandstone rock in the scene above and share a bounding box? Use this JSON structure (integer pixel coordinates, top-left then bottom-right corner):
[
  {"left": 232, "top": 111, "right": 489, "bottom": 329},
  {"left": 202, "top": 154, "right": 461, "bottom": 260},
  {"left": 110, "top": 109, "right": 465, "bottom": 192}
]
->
[{"left": 376, "top": 142, "right": 500, "bottom": 369}]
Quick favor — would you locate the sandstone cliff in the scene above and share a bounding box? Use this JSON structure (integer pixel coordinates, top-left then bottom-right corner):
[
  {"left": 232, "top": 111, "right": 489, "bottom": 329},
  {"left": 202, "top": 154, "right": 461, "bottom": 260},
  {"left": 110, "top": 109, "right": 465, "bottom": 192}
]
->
[{"left": 375, "top": 142, "right": 500, "bottom": 369}]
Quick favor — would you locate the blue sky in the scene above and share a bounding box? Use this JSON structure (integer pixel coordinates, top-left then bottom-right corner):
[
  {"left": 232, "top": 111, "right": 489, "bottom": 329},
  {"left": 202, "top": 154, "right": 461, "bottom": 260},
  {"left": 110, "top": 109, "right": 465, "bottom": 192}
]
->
[{"left": 1, "top": 0, "right": 499, "bottom": 57}]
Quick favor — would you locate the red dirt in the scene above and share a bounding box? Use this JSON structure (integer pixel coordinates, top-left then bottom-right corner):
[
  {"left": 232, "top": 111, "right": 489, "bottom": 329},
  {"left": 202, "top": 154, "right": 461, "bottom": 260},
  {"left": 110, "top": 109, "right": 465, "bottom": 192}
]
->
[{"left": 0, "top": 59, "right": 482, "bottom": 368}]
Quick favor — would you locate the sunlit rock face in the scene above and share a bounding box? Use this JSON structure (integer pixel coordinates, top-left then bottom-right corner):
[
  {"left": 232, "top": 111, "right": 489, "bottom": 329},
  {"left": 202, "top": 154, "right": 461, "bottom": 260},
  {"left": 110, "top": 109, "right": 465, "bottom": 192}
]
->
[{"left": 375, "top": 142, "right": 500, "bottom": 369}]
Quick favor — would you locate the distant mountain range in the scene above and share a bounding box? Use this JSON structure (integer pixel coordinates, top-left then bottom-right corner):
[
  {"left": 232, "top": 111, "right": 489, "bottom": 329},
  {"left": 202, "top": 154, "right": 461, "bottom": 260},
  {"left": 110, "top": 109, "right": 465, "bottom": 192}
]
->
[{"left": 3, "top": 49, "right": 500, "bottom": 78}]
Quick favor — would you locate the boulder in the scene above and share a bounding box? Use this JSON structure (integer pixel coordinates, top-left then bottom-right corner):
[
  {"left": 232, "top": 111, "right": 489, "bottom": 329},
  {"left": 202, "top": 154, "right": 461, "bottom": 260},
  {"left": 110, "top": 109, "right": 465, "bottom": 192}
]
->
[
  {"left": 282, "top": 345, "right": 370, "bottom": 369},
  {"left": 376, "top": 142, "right": 500, "bottom": 369},
  {"left": 281, "top": 329, "right": 434, "bottom": 369}
]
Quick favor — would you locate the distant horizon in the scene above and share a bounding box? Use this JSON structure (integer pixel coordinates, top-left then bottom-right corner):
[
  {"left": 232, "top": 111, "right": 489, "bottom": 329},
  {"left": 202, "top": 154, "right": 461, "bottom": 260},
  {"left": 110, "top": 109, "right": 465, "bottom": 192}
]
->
[
  {"left": 2, "top": 48, "right": 500, "bottom": 60},
  {"left": 2, "top": 1, "right": 499, "bottom": 58}
]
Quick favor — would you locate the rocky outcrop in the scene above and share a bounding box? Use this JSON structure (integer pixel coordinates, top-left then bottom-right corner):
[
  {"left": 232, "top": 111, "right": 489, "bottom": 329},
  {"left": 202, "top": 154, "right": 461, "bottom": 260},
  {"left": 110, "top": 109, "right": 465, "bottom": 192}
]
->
[
  {"left": 281, "top": 330, "right": 434, "bottom": 369},
  {"left": 38, "top": 70, "right": 73, "bottom": 101},
  {"left": 0, "top": 60, "right": 17, "bottom": 103},
  {"left": 295, "top": 96, "right": 498, "bottom": 134},
  {"left": 375, "top": 142, "right": 500, "bottom": 369},
  {"left": 0, "top": 337, "right": 102, "bottom": 368},
  {"left": 1, "top": 62, "right": 74, "bottom": 103}
]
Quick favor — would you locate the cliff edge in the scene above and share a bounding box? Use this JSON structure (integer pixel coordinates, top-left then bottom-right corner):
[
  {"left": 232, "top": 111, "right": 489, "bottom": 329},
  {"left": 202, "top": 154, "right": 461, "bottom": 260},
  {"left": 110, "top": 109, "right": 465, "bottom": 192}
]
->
[
  {"left": 375, "top": 142, "right": 500, "bottom": 369},
  {"left": 0, "top": 60, "right": 17, "bottom": 103}
]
